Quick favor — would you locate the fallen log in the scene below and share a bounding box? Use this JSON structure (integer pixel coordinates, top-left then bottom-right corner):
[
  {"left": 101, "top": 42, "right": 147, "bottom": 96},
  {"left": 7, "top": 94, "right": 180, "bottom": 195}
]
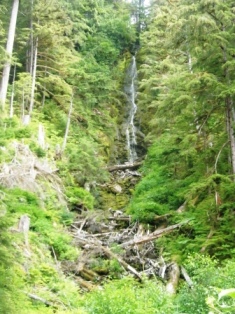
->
[
  {"left": 75, "top": 276, "right": 96, "bottom": 291},
  {"left": 166, "top": 263, "right": 180, "bottom": 294},
  {"left": 107, "top": 161, "right": 142, "bottom": 172},
  {"left": 80, "top": 267, "right": 99, "bottom": 281},
  {"left": 121, "top": 220, "right": 190, "bottom": 247},
  {"left": 26, "top": 293, "right": 55, "bottom": 307}
]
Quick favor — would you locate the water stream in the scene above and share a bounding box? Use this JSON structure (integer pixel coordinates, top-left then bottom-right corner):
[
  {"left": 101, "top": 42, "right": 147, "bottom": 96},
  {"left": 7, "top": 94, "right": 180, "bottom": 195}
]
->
[{"left": 124, "top": 56, "right": 138, "bottom": 164}]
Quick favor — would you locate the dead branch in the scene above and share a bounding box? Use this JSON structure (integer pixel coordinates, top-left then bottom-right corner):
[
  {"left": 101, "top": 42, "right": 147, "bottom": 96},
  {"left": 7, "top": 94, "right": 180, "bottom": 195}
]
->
[
  {"left": 26, "top": 293, "right": 55, "bottom": 307},
  {"left": 200, "top": 228, "right": 214, "bottom": 253},
  {"left": 99, "top": 245, "right": 142, "bottom": 281},
  {"left": 153, "top": 213, "right": 172, "bottom": 221},
  {"left": 107, "top": 161, "right": 142, "bottom": 172},
  {"left": 176, "top": 201, "right": 187, "bottom": 213},
  {"left": 181, "top": 266, "right": 193, "bottom": 287},
  {"left": 121, "top": 220, "right": 190, "bottom": 247}
]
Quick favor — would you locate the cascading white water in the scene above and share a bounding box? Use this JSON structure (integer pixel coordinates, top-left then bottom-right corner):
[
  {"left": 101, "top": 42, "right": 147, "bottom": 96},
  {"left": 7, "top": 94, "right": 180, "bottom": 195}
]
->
[{"left": 125, "top": 56, "right": 138, "bottom": 164}]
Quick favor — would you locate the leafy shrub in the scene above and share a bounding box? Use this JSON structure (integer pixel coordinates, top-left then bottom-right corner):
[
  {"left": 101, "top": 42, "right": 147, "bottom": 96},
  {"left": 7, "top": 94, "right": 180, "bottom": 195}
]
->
[
  {"left": 66, "top": 186, "right": 94, "bottom": 211},
  {"left": 84, "top": 277, "right": 173, "bottom": 314},
  {"left": 15, "top": 127, "right": 32, "bottom": 139},
  {"left": 175, "top": 254, "right": 235, "bottom": 313},
  {"left": 29, "top": 142, "right": 46, "bottom": 157}
]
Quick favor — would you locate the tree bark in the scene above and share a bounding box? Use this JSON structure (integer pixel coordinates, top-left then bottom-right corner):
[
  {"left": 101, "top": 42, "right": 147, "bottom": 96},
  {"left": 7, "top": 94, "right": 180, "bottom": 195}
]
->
[
  {"left": 166, "top": 262, "right": 180, "bottom": 294},
  {"left": 0, "top": 0, "right": 19, "bottom": 109},
  {"left": 226, "top": 97, "right": 235, "bottom": 176},
  {"left": 29, "top": 37, "right": 38, "bottom": 115},
  {"left": 9, "top": 63, "right": 16, "bottom": 117},
  {"left": 62, "top": 95, "right": 73, "bottom": 151}
]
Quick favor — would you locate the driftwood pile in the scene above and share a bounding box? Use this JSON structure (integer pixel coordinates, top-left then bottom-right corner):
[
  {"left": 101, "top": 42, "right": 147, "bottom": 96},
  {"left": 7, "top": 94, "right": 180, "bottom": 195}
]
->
[{"left": 66, "top": 209, "right": 192, "bottom": 293}]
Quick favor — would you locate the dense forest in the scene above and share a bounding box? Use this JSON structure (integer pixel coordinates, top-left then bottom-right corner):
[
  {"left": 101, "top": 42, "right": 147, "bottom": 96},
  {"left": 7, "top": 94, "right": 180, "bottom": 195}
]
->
[{"left": 1, "top": 0, "right": 235, "bottom": 313}]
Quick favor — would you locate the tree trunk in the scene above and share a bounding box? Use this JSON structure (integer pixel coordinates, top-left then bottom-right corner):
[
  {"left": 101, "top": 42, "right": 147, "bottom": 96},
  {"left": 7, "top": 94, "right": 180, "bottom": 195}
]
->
[
  {"left": 0, "top": 0, "right": 19, "bottom": 110},
  {"left": 226, "top": 97, "right": 235, "bottom": 176},
  {"left": 9, "top": 63, "right": 16, "bottom": 118},
  {"left": 38, "top": 123, "right": 45, "bottom": 149},
  {"left": 62, "top": 95, "right": 73, "bottom": 151},
  {"left": 29, "top": 37, "right": 38, "bottom": 115}
]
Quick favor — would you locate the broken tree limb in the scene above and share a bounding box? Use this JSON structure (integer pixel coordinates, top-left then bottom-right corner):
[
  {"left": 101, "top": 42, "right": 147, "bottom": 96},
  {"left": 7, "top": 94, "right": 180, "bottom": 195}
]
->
[
  {"left": 200, "top": 228, "right": 214, "bottom": 253},
  {"left": 181, "top": 266, "right": 193, "bottom": 287},
  {"left": 99, "top": 245, "right": 142, "bottom": 281},
  {"left": 121, "top": 220, "right": 190, "bottom": 247},
  {"left": 153, "top": 213, "right": 172, "bottom": 222},
  {"left": 26, "top": 293, "right": 55, "bottom": 307},
  {"left": 106, "top": 161, "right": 142, "bottom": 172},
  {"left": 166, "top": 263, "right": 180, "bottom": 294},
  {"left": 176, "top": 201, "right": 187, "bottom": 213}
]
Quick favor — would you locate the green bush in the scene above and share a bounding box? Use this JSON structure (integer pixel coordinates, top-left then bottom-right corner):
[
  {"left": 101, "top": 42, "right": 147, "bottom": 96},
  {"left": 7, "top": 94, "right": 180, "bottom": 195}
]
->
[
  {"left": 84, "top": 277, "right": 173, "bottom": 314},
  {"left": 66, "top": 186, "right": 94, "bottom": 211},
  {"left": 15, "top": 127, "right": 32, "bottom": 139},
  {"left": 29, "top": 142, "right": 46, "bottom": 157},
  {"left": 175, "top": 254, "right": 235, "bottom": 313}
]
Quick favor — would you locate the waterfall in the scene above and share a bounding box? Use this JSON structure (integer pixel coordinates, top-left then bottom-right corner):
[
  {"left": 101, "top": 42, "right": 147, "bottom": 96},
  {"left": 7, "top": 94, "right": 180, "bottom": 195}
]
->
[{"left": 125, "top": 56, "right": 138, "bottom": 164}]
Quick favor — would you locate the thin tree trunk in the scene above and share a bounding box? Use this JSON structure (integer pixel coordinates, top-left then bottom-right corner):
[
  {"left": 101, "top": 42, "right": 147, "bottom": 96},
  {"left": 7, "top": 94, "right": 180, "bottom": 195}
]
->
[
  {"left": 29, "top": 0, "right": 34, "bottom": 75},
  {"left": 0, "top": 0, "right": 19, "bottom": 110},
  {"left": 226, "top": 97, "right": 235, "bottom": 176},
  {"left": 62, "top": 95, "right": 73, "bottom": 151},
  {"left": 9, "top": 63, "right": 16, "bottom": 118},
  {"left": 41, "top": 64, "right": 47, "bottom": 108},
  {"left": 38, "top": 123, "right": 45, "bottom": 149},
  {"left": 29, "top": 37, "right": 38, "bottom": 115}
]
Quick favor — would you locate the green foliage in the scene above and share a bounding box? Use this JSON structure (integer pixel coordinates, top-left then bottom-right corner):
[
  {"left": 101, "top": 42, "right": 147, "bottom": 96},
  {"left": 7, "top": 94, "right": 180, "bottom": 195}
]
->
[
  {"left": 66, "top": 186, "right": 94, "bottom": 211},
  {"left": 29, "top": 142, "right": 46, "bottom": 157},
  {"left": 175, "top": 254, "right": 235, "bottom": 314},
  {"left": 128, "top": 0, "right": 235, "bottom": 264},
  {"left": 0, "top": 189, "right": 29, "bottom": 313},
  {"left": 83, "top": 277, "right": 173, "bottom": 314},
  {"left": 127, "top": 135, "right": 189, "bottom": 222},
  {"left": 4, "top": 187, "right": 79, "bottom": 262}
]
